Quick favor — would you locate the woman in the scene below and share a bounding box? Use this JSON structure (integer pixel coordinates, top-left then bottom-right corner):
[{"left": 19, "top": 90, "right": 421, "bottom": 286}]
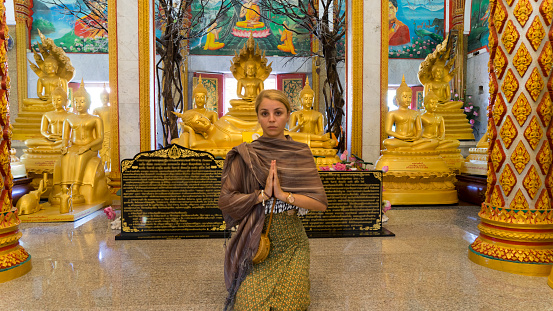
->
[{"left": 219, "top": 89, "right": 328, "bottom": 310}]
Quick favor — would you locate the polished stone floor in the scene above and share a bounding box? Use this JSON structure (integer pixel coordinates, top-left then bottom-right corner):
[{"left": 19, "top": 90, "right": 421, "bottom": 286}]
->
[{"left": 2, "top": 203, "right": 553, "bottom": 311}]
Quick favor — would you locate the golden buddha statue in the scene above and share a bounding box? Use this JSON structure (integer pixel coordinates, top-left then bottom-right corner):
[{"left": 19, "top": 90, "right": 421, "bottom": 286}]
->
[
  {"left": 22, "top": 30, "right": 75, "bottom": 111},
  {"left": 24, "top": 87, "right": 70, "bottom": 150},
  {"left": 383, "top": 76, "right": 439, "bottom": 151},
  {"left": 13, "top": 29, "right": 75, "bottom": 142},
  {"left": 49, "top": 81, "right": 110, "bottom": 213},
  {"left": 173, "top": 110, "right": 336, "bottom": 154},
  {"left": 289, "top": 77, "right": 324, "bottom": 135},
  {"left": 93, "top": 84, "right": 111, "bottom": 172},
  {"left": 418, "top": 35, "right": 474, "bottom": 140},
  {"left": 420, "top": 91, "right": 460, "bottom": 150},
  {"left": 420, "top": 91, "right": 464, "bottom": 171},
  {"left": 236, "top": 0, "right": 264, "bottom": 29},
  {"left": 227, "top": 34, "right": 272, "bottom": 121},
  {"left": 190, "top": 76, "right": 218, "bottom": 124},
  {"left": 375, "top": 76, "right": 458, "bottom": 205}
]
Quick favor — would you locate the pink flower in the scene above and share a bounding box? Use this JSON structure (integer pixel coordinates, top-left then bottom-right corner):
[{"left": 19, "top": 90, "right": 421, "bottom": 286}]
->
[
  {"left": 333, "top": 163, "right": 347, "bottom": 171},
  {"left": 410, "top": 54, "right": 413, "bottom": 57},
  {"left": 470, "top": 119, "right": 475, "bottom": 124},
  {"left": 383, "top": 200, "right": 392, "bottom": 212},
  {"left": 396, "top": 53, "right": 400, "bottom": 56},
  {"left": 406, "top": 49, "right": 410, "bottom": 52},
  {"left": 473, "top": 112, "right": 478, "bottom": 116},
  {"left": 470, "top": 105, "right": 473, "bottom": 109},
  {"left": 103, "top": 206, "right": 116, "bottom": 221},
  {"left": 417, "top": 51, "right": 421, "bottom": 54},
  {"left": 340, "top": 150, "right": 349, "bottom": 161},
  {"left": 319, "top": 166, "right": 330, "bottom": 171},
  {"left": 382, "top": 166, "right": 389, "bottom": 173},
  {"left": 412, "top": 44, "right": 415, "bottom": 48},
  {"left": 349, "top": 156, "right": 356, "bottom": 162},
  {"left": 464, "top": 107, "right": 471, "bottom": 112}
]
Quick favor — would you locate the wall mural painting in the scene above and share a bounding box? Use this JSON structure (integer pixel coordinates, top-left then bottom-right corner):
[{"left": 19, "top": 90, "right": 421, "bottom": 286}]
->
[
  {"left": 183, "top": 0, "right": 313, "bottom": 56},
  {"left": 468, "top": 0, "right": 489, "bottom": 53},
  {"left": 30, "top": 0, "right": 108, "bottom": 53},
  {"left": 388, "top": 0, "right": 444, "bottom": 59}
]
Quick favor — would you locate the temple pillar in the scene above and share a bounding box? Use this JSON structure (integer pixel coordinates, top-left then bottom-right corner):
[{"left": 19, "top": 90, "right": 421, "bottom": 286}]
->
[
  {"left": 0, "top": 0, "right": 31, "bottom": 283},
  {"left": 468, "top": 0, "right": 553, "bottom": 277}
]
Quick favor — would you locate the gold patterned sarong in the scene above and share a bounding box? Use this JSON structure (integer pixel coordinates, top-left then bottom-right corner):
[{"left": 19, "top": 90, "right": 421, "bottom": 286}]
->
[{"left": 234, "top": 213, "right": 310, "bottom": 311}]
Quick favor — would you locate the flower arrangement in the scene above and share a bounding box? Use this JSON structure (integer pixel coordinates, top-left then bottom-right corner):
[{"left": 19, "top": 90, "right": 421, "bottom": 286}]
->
[
  {"left": 103, "top": 206, "right": 116, "bottom": 220},
  {"left": 319, "top": 150, "right": 373, "bottom": 171},
  {"left": 462, "top": 95, "right": 480, "bottom": 129}
]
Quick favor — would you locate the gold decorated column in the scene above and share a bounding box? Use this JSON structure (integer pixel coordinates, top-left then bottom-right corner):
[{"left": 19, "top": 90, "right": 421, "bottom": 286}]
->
[
  {"left": 0, "top": 0, "right": 32, "bottom": 283},
  {"left": 13, "top": 0, "right": 33, "bottom": 110},
  {"left": 469, "top": 0, "right": 553, "bottom": 277}
]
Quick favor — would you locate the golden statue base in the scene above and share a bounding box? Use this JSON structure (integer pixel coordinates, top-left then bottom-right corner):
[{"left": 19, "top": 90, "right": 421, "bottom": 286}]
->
[
  {"left": 460, "top": 147, "right": 488, "bottom": 176},
  {"left": 436, "top": 107, "right": 475, "bottom": 140},
  {"left": 11, "top": 111, "right": 47, "bottom": 141},
  {"left": 0, "top": 208, "right": 32, "bottom": 283},
  {"left": 439, "top": 149, "right": 464, "bottom": 172},
  {"left": 375, "top": 150, "right": 458, "bottom": 205},
  {"left": 18, "top": 201, "right": 108, "bottom": 222},
  {"left": 469, "top": 204, "right": 553, "bottom": 277},
  {"left": 226, "top": 101, "right": 258, "bottom": 122}
]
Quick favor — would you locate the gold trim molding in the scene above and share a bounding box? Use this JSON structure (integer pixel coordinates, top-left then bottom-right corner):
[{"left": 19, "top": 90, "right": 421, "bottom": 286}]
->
[
  {"left": 139, "top": 0, "right": 151, "bottom": 151},
  {"left": 108, "top": 0, "right": 120, "bottom": 180},
  {"left": 351, "top": 0, "right": 363, "bottom": 157}
]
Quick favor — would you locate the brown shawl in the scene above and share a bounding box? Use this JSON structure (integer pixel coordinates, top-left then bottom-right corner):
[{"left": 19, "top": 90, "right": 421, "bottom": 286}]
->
[{"left": 218, "top": 135, "right": 327, "bottom": 307}]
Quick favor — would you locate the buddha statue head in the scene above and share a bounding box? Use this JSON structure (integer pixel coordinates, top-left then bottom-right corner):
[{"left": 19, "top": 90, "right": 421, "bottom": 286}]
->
[
  {"left": 100, "top": 84, "right": 109, "bottom": 106},
  {"left": 51, "top": 86, "right": 68, "bottom": 110},
  {"left": 43, "top": 55, "right": 59, "bottom": 75},
  {"left": 431, "top": 60, "right": 446, "bottom": 81},
  {"left": 73, "top": 80, "right": 91, "bottom": 113},
  {"left": 193, "top": 76, "right": 208, "bottom": 108},
  {"left": 299, "top": 77, "right": 315, "bottom": 110},
  {"left": 423, "top": 90, "right": 440, "bottom": 112},
  {"left": 244, "top": 59, "right": 257, "bottom": 78},
  {"left": 181, "top": 110, "right": 212, "bottom": 136},
  {"left": 395, "top": 75, "right": 412, "bottom": 108}
]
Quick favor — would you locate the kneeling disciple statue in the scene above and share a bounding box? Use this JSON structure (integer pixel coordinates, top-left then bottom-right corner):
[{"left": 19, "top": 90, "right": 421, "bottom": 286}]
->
[{"left": 49, "top": 81, "right": 110, "bottom": 213}]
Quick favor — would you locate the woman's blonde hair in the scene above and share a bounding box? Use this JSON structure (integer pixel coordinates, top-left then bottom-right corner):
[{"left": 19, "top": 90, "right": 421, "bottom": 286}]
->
[{"left": 254, "top": 89, "right": 291, "bottom": 113}]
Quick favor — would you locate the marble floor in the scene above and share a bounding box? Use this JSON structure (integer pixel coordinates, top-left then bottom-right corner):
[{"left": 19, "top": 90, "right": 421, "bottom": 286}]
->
[{"left": 2, "top": 203, "right": 553, "bottom": 311}]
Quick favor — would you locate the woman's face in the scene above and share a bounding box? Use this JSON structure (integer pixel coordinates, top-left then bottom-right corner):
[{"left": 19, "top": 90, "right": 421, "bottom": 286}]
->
[{"left": 257, "top": 98, "right": 289, "bottom": 139}]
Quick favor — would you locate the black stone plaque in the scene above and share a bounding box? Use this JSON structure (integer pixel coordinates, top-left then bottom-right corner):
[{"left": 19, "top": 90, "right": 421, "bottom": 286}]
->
[
  {"left": 116, "top": 144, "right": 226, "bottom": 240},
  {"left": 116, "top": 145, "right": 393, "bottom": 239},
  {"left": 303, "top": 171, "right": 394, "bottom": 238}
]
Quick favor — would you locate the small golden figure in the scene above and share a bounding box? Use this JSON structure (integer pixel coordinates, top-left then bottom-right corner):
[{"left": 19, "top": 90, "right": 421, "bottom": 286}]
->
[
  {"left": 383, "top": 76, "right": 439, "bottom": 151},
  {"left": 203, "top": 23, "right": 225, "bottom": 50},
  {"left": 289, "top": 77, "right": 324, "bottom": 135},
  {"left": 277, "top": 21, "right": 296, "bottom": 54}
]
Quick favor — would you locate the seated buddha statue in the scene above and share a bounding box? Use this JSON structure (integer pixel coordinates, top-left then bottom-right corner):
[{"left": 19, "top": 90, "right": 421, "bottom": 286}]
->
[
  {"left": 174, "top": 110, "right": 336, "bottom": 150},
  {"left": 23, "top": 56, "right": 68, "bottom": 109},
  {"left": 289, "top": 77, "right": 324, "bottom": 135},
  {"left": 24, "top": 87, "right": 70, "bottom": 150},
  {"left": 50, "top": 81, "right": 108, "bottom": 213},
  {"left": 189, "top": 76, "right": 218, "bottom": 124},
  {"left": 237, "top": 59, "right": 264, "bottom": 102},
  {"left": 422, "top": 60, "right": 463, "bottom": 109},
  {"left": 92, "top": 85, "right": 111, "bottom": 172},
  {"left": 420, "top": 91, "right": 461, "bottom": 150},
  {"left": 383, "top": 76, "right": 439, "bottom": 151},
  {"left": 236, "top": 0, "right": 264, "bottom": 29}
]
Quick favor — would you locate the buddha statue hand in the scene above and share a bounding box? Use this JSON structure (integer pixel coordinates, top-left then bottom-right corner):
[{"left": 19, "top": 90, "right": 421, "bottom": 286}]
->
[
  {"left": 78, "top": 146, "right": 91, "bottom": 155},
  {"left": 61, "top": 146, "right": 68, "bottom": 155}
]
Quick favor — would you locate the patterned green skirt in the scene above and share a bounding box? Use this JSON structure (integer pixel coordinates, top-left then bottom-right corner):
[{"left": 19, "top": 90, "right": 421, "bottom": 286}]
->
[{"left": 234, "top": 212, "right": 310, "bottom": 311}]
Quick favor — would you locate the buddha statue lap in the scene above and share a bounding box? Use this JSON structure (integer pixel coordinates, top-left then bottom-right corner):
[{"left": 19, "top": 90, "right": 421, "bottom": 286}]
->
[
  {"left": 289, "top": 78, "right": 324, "bottom": 135},
  {"left": 48, "top": 82, "right": 110, "bottom": 213},
  {"left": 420, "top": 91, "right": 464, "bottom": 172},
  {"left": 418, "top": 35, "right": 474, "bottom": 140},
  {"left": 92, "top": 85, "right": 111, "bottom": 172},
  {"left": 227, "top": 34, "right": 272, "bottom": 121},
  {"left": 237, "top": 0, "right": 264, "bottom": 29},
  {"left": 375, "top": 76, "right": 458, "bottom": 205}
]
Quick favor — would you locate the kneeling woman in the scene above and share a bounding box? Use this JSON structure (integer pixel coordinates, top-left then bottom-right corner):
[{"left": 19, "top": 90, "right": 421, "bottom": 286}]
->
[{"left": 219, "top": 90, "right": 328, "bottom": 310}]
